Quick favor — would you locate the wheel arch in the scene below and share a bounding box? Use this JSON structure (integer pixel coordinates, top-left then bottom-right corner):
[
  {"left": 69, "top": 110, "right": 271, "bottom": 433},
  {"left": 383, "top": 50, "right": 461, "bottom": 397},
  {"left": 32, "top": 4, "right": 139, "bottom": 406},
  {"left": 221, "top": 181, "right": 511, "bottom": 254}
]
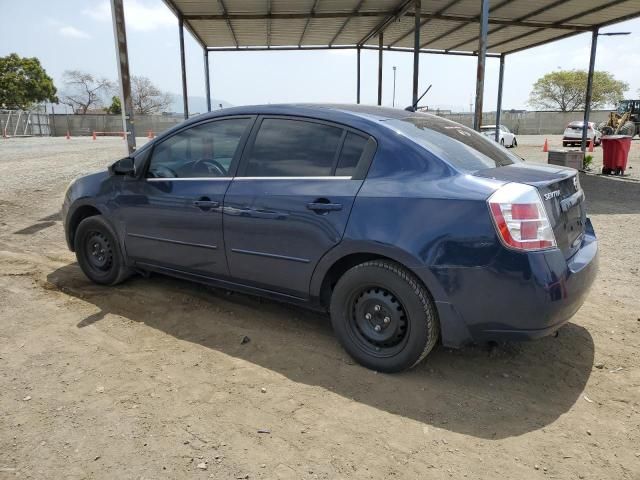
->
[
  {"left": 310, "top": 242, "right": 447, "bottom": 309},
  {"left": 66, "top": 203, "right": 104, "bottom": 252}
]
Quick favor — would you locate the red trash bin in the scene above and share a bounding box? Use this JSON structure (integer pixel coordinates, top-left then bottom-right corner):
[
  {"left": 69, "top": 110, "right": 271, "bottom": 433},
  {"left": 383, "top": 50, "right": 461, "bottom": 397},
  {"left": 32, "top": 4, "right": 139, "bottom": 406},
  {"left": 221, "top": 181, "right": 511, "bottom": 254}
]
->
[{"left": 601, "top": 135, "right": 632, "bottom": 175}]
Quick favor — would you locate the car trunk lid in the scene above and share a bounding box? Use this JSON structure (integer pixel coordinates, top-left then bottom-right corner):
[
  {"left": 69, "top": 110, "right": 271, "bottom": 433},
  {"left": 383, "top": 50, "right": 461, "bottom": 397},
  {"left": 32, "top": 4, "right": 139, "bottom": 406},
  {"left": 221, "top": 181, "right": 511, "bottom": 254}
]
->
[{"left": 474, "top": 163, "right": 586, "bottom": 258}]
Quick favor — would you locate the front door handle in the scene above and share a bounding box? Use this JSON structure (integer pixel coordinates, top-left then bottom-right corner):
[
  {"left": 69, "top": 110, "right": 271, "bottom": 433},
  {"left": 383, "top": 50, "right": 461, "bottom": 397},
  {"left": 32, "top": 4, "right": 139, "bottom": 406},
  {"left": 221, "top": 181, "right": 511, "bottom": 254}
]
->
[
  {"left": 193, "top": 197, "right": 220, "bottom": 210},
  {"left": 306, "top": 202, "right": 343, "bottom": 212}
]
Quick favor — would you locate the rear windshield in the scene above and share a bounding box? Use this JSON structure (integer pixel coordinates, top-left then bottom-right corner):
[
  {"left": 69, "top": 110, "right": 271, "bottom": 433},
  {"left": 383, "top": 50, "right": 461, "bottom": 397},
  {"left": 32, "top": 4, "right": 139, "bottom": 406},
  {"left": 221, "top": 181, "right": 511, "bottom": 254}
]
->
[{"left": 384, "top": 115, "right": 521, "bottom": 172}]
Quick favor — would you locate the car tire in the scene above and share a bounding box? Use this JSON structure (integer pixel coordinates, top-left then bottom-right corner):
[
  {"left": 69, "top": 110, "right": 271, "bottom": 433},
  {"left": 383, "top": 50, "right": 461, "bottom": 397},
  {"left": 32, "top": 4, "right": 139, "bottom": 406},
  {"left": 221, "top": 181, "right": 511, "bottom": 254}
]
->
[
  {"left": 74, "top": 215, "right": 131, "bottom": 286},
  {"left": 511, "top": 138, "right": 517, "bottom": 148},
  {"left": 329, "top": 260, "right": 440, "bottom": 373},
  {"left": 500, "top": 138, "right": 505, "bottom": 146}
]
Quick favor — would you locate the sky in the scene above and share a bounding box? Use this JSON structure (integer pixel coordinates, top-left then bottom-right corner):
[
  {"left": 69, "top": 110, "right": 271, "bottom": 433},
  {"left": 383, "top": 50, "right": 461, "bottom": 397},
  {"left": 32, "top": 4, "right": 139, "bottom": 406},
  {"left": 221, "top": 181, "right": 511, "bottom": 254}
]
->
[{"left": 2, "top": 0, "right": 640, "bottom": 113}]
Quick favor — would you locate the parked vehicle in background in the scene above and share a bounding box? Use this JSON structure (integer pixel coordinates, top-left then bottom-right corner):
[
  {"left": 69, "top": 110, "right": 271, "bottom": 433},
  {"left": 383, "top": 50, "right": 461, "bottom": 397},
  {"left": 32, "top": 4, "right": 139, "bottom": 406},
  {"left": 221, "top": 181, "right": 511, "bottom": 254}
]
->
[
  {"left": 480, "top": 125, "right": 517, "bottom": 148},
  {"left": 62, "top": 104, "right": 597, "bottom": 373},
  {"left": 563, "top": 121, "right": 602, "bottom": 148}
]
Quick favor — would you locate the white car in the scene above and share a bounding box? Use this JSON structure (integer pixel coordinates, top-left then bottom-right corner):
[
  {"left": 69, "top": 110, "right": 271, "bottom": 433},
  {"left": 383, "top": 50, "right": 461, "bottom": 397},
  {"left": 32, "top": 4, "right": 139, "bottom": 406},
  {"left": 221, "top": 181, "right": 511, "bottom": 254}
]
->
[
  {"left": 563, "top": 121, "right": 601, "bottom": 147},
  {"left": 480, "top": 125, "right": 517, "bottom": 148}
]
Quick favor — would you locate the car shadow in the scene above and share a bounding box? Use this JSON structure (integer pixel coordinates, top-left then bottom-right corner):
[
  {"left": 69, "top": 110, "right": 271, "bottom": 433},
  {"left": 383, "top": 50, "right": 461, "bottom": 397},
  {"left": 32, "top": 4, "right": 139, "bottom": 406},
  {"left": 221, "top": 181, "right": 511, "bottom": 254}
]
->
[{"left": 46, "top": 263, "right": 595, "bottom": 440}]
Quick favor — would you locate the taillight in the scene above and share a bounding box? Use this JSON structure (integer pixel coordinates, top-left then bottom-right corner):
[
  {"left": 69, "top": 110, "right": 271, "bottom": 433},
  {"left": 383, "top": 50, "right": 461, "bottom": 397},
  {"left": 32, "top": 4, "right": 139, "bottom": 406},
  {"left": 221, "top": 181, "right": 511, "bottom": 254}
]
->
[{"left": 488, "top": 183, "right": 557, "bottom": 251}]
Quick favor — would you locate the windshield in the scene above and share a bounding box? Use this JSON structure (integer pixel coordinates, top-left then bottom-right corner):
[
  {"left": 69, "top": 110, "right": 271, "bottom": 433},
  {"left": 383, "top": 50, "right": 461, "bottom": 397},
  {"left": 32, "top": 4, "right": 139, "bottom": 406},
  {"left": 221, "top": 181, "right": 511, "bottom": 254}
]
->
[{"left": 384, "top": 115, "right": 521, "bottom": 171}]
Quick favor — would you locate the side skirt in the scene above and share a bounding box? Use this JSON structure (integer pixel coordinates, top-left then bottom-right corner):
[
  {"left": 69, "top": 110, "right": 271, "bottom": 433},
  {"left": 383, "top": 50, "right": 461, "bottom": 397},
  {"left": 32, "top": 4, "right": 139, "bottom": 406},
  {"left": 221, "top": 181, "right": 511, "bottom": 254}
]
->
[{"left": 134, "top": 261, "right": 326, "bottom": 312}]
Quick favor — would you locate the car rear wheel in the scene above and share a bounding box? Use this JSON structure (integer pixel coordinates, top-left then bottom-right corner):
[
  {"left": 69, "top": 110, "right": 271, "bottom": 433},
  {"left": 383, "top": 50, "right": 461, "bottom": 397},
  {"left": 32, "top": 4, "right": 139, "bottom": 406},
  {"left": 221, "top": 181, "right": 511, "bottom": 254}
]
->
[
  {"left": 512, "top": 137, "right": 517, "bottom": 148},
  {"left": 500, "top": 138, "right": 505, "bottom": 146},
  {"left": 329, "top": 260, "right": 439, "bottom": 373},
  {"left": 74, "top": 216, "right": 131, "bottom": 285}
]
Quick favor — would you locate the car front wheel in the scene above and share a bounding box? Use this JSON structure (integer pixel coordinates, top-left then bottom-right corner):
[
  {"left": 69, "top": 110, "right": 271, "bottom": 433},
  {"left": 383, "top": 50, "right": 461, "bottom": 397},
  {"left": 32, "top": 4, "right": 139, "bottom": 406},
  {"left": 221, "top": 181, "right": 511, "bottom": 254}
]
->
[
  {"left": 74, "top": 215, "right": 131, "bottom": 285},
  {"left": 329, "top": 260, "right": 440, "bottom": 373}
]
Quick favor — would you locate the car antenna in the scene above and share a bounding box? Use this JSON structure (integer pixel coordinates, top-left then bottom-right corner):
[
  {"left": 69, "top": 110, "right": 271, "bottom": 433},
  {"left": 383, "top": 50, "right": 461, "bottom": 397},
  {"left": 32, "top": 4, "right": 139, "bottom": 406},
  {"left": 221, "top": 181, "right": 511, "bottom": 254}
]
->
[{"left": 405, "top": 84, "right": 432, "bottom": 112}]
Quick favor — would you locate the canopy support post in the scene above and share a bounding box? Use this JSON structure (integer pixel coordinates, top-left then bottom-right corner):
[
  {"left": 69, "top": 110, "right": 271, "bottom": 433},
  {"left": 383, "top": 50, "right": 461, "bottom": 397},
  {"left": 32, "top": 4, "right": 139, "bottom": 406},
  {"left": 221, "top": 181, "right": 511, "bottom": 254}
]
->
[
  {"left": 179, "top": 15, "right": 189, "bottom": 119},
  {"left": 204, "top": 49, "right": 211, "bottom": 112},
  {"left": 412, "top": 0, "right": 421, "bottom": 108},
  {"left": 110, "top": 0, "right": 136, "bottom": 154},
  {"left": 473, "top": 0, "right": 489, "bottom": 131},
  {"left": 357, "top": 47, "right": 361, "bottom": 104},
  {"left": 581, "top": 28, "right": 598, "bottom": 152},
  {"left": 377, "top": 33, "right": 383, "bottom": 106},
  {"left": 495, "top": 54, "right": 505, "bottom": 143}
]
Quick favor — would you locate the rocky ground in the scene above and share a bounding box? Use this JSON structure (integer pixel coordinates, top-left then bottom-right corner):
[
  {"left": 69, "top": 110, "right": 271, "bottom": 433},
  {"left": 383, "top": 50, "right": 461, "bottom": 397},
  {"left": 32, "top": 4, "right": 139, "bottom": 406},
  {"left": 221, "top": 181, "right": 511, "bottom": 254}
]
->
[{"left": 0, "top": 135, "right": 638, "bottom": 479}]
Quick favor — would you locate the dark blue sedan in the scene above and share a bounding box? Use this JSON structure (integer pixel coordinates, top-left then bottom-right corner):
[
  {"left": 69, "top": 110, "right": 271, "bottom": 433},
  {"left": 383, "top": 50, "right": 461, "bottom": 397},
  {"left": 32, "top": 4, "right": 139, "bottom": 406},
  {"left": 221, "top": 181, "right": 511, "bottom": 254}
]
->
[{"left": 62, "top": 104, "right": 598, "bottom": 372}]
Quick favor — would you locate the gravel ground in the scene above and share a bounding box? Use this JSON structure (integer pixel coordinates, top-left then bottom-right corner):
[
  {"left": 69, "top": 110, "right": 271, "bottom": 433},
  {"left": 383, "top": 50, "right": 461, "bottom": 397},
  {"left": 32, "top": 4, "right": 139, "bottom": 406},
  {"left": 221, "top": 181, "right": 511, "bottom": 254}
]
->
[{"left": 0, "top": 135, "right": 639, "bottom": 479}]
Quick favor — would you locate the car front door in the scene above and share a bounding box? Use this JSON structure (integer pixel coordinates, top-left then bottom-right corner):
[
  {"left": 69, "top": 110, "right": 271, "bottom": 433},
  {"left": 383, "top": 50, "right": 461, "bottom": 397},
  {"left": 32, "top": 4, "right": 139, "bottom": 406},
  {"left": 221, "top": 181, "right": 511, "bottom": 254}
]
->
[
  {"left": 114, "top": 116, "right": 254, "bottom": 277},
  {"left": 223, "top": 116, "right": 375, "bottom": 298}
]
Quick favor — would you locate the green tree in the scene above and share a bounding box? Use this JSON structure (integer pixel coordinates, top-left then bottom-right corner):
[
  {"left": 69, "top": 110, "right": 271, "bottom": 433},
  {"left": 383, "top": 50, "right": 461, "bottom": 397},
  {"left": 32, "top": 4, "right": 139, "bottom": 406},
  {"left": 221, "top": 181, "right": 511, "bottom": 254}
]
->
[
  {"left": 106, "top": 96, "right": 122, "bottom": 114},
  {"left": 528, "top": 70, "right": 628, "bottom": 111},
  {"left": 0, "top": 53, "right": 57, "bottom": 109}
]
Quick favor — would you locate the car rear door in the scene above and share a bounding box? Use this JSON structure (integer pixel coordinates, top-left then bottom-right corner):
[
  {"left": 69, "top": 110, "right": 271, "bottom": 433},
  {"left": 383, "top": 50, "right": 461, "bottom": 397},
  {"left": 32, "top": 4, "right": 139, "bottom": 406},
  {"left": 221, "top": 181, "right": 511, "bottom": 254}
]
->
[
  {"left": 223, "top": 116, "right": 375, "bottom": 298},
  {"left": 114, "top": 116, "right": 254, "bottom": 277}
]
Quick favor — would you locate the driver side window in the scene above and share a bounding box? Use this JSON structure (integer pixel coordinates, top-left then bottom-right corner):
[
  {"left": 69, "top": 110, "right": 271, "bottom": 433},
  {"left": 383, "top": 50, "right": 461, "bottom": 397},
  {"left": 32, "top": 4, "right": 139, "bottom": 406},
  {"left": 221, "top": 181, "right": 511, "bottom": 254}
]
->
[{"left": 147, "top": 118, "right": 251, "bottom": 178}]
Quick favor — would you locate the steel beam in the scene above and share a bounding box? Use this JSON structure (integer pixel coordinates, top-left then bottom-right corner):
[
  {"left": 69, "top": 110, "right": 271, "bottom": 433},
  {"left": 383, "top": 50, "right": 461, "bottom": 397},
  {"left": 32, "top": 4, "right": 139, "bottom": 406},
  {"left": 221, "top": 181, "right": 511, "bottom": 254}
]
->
[
  {"left": 299, "top": 0, "right": 319, "bottom": 46},
  {"left": 581, "top": 28, "right": 598, "bottom": 152},
  {"left": 490, "top": 0, "right": 623, "bottom": 51},
  {"left": 205, "top": 45, "right": 501, "bottom": 57},
  {"left": 378, "top": 33, "right": 383, "bottom": 106},
  {"left": 473, "top": 0, "right": 489, "bottom": 131},
  {"left": 495, "top": 54, "right": 505, "bottom": 143},
  {"left": 204, "top": 49, "right": 211, "bottom": 112},
  {"left": 110, "top": 0, "right": 136, "bottom": 154},
  {"left": 421, "top": 0, "right": 515, "bottom": 50},
  {"left": 357, "top": 47, "right": 361, "bottom": 104},
  {"left": 330, "top": 0, "right": 364, "bottom": 46},
  {"left": 357, "top": 0, "right": 413, "bottom": 47},
  {"left": 179, "top": 16, "right": 189, "bottom": 119},
  {"left": 412, "top": 0, "right": 420, "bottom": 107},
  {"left": 217, "top": 0, "right": 239, "bottom": 48},
  {"left": 390, "top": 0, "right": 463, "bottom": 48},
  {"left": 445, "top": 0, "right": 570, "bottom": 52}
]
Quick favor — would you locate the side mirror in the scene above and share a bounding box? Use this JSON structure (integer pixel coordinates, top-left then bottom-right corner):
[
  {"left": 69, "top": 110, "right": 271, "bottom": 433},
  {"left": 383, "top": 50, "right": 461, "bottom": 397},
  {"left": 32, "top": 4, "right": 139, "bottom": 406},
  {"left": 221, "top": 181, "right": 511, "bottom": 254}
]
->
[{"left": 110, "top": 157, "right": 135, "bottom": 176}]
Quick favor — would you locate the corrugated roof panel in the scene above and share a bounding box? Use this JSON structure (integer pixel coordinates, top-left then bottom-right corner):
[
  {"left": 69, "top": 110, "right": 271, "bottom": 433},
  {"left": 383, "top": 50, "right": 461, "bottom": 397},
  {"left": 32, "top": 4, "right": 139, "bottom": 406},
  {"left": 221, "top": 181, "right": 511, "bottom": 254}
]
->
[
  {"left": 272, "top": 0, "right": 317, "bottom": 14},
  {"left": 332, "top": 16, "right": 386, "bottom": 45},
  {"left": 270, "top": 18, "right": 308, "bottom": 46},
  {"left": 170, "top": 0, "right": 640, "bottom": 53},
  {"left": 190, "top": 19, "right": 236, "bottom": 46},
  {"left": 493, "top": 26, "right": 574, "bottom": 53}
]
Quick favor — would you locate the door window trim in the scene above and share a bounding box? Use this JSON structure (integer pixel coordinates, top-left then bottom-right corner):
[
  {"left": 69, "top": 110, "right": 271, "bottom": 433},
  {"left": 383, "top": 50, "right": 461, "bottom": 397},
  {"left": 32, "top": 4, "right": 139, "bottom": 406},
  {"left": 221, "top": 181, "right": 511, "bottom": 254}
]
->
[
  {"left": 236, "top": 115, "right": 376, "bottom": 180},
  {"left": 140, "top": 115, "right": 257, "bottom": 181}
]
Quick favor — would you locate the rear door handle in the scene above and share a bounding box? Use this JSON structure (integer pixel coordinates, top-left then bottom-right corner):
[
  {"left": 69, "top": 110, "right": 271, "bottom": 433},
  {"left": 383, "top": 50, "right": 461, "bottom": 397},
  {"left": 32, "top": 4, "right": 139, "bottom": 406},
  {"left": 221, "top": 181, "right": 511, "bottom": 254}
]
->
[{"left": 306, "top": 202, "right": 343, "bottom": 212}]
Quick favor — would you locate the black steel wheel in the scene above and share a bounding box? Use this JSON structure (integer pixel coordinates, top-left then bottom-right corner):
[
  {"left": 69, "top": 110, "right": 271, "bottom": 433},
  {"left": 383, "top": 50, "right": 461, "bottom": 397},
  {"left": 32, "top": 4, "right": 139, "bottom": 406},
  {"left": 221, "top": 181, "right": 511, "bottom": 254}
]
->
[
  {"left": 330, "top": 260, "right": 439, "bottom": 372},
  {"left": 74, "top": 216, "right": 131, "bottom": 285}
]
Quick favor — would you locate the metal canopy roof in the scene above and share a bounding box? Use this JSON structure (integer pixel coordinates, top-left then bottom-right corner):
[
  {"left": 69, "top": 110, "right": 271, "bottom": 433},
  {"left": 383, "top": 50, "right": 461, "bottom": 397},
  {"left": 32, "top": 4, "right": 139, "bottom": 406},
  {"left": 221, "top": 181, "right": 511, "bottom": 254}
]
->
[{"left": 164, "top": 0, "right": 640, "bottom": 55}]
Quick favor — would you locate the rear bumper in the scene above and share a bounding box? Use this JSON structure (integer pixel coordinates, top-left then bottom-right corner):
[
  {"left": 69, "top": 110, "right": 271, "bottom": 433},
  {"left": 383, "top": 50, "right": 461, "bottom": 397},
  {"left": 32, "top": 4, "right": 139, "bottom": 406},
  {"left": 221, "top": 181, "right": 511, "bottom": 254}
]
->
[{"left": 420, "top": 219, "right": 598, "bottom": 347}]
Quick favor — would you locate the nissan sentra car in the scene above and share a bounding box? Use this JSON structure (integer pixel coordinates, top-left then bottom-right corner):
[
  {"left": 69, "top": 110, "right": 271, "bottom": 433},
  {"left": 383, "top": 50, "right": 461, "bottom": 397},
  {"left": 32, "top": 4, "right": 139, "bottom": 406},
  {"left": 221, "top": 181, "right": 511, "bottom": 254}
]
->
[{"left": 62, "top": 104, "right": 598, "bottom": 373}]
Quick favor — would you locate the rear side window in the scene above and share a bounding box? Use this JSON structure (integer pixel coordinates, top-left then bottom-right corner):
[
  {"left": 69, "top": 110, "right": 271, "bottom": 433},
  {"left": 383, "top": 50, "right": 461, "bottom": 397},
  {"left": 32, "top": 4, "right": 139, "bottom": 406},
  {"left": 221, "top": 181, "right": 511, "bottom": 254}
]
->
[
  {"left": 244, "top": 118, "right": 343, "bottom": 177},
  {"left": 385, "top": 115, "right": 522, "bottom": 172},
  {"left": 336, "top": 132, "right": 368, "bottom": 177}
]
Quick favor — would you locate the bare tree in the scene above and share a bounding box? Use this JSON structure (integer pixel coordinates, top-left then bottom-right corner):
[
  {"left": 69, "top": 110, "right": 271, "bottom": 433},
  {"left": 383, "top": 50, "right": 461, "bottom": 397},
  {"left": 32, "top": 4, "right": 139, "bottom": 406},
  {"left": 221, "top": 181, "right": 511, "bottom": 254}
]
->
[
  {"left": 60, "top": 70, "right": 113, "bottom": 114},
  {"left": 131, "top": 76, "right": 172, "bottom": 115}
]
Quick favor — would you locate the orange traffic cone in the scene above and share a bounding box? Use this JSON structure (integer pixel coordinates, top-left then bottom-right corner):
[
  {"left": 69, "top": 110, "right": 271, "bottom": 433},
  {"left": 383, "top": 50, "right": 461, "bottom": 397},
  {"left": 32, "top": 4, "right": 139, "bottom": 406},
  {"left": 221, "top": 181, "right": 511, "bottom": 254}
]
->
[
  {"left": 588, "top": 138, "right": 594, "bottom": 152},
  {"left": 66, "top": 130, "right": 71, "bottom": 140},
  {"left": 92, "top": 131, "right": 96, "bottom": 140},
  {"left": 542, "top": 138, "right": 548, "bottom": 152},
  {"left": 147, "top": 129, "right": 154, "bottom": 139}
]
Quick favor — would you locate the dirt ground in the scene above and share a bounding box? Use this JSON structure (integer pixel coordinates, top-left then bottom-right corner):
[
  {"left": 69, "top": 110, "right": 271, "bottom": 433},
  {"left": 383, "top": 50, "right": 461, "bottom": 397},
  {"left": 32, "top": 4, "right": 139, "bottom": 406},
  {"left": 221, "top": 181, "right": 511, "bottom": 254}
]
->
[{"left": 0, "top": 135, "right": 639, "bottom": 480}]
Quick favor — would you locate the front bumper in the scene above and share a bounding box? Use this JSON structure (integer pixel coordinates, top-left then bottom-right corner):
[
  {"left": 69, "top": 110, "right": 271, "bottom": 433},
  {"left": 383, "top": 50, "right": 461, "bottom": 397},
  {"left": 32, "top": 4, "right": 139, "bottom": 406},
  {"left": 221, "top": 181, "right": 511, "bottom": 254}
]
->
[{"left": 421, "top": 219, "right": 598, "bottom": 347}]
